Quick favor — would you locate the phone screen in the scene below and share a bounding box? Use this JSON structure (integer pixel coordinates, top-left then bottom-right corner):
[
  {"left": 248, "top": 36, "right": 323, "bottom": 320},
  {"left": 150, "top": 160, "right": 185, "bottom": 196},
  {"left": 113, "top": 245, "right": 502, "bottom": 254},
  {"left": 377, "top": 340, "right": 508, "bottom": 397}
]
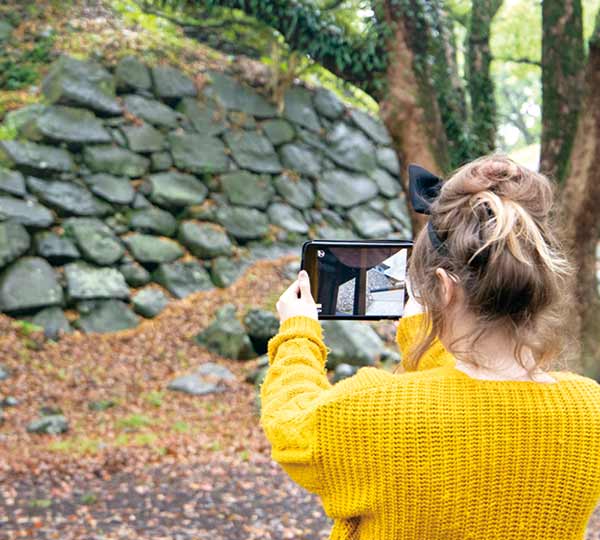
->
[{"left": 301, "top": 241, "right": 412, "bottom": 320}]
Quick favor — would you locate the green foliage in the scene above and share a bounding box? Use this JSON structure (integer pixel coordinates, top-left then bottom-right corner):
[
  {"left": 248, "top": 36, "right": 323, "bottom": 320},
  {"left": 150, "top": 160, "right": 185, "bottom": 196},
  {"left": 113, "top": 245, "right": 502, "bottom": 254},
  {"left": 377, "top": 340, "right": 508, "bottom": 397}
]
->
[
  {"left": 80, "top": 492, "right": 98, "bottom": 505},
  {"left": 117, "top": 414, "right": 154, "bottom": 430},
  {"left": 0, "top": 32, "right": 55, "bottom": 90},
  {"left": 144, "top": 391, "right": 165, "bottom": 408},
  {"left": 29, "top": 498, "right": 52, "bottom": 509},
  {"left": 15, "top": 320, "right": 44, "bottom": 336},
  {"left": 0, "top": 122, "right": 17, "bottom": 141}
]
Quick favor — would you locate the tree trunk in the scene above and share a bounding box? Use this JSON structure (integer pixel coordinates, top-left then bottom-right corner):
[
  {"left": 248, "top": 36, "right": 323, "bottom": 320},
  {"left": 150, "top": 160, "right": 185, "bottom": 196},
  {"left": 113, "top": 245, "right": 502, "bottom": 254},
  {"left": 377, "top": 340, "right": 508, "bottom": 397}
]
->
[
  {"left": 559, "top": 14, "right": 600, "bottom": 378},
  {"left": 540, "top": 0, "right": 584, "bottom": 183},
  {"left": 466, "top": 0, "right": 503, "bottom": 156}
]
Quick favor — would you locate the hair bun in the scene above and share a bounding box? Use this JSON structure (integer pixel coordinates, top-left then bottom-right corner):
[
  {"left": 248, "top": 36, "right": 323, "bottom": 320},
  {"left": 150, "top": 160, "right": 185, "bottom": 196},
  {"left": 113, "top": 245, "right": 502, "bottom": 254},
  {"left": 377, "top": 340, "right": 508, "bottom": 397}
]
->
[{"left": 445, "top": 156, "right": 521, "bottom": 196}]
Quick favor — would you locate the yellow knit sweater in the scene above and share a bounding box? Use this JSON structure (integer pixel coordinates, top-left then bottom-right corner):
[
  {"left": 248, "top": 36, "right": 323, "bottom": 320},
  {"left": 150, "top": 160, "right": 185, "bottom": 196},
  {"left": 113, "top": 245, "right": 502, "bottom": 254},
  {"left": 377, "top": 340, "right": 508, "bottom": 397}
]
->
[{"left": 260, "top": 313, "right": 600, "bottom": 539}]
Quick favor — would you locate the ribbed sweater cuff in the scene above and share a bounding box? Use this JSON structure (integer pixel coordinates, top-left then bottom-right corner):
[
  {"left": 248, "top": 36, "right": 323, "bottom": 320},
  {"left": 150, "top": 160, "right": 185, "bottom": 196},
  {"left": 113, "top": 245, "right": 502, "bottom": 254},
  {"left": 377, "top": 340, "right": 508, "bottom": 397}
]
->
[{"left": 267, "top": 316, "right": 326, "bottom": 366}]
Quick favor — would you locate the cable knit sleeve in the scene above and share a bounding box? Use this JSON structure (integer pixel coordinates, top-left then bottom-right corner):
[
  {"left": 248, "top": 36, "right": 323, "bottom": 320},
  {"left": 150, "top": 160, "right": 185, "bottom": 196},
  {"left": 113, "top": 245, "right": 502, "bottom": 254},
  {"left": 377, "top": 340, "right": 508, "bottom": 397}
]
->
[{"left": 395, "top": 313, "right": 455, "bottom": 371}]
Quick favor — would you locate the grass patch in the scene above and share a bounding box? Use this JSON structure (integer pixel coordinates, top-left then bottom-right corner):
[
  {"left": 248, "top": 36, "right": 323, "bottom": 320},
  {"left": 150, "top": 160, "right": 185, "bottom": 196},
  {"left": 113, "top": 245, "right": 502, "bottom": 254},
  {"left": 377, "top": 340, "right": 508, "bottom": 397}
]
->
[
  {"left": 117, "top": 413, "right": 154, "bottom": 431},
  {"left": 172, "top": 421, "right": 191, "bottom": 433},
  {"left": 29, "top": 498, "right": 52, "bottom": 509},
  {"left": 143, "top": 391, "right": 165, "bottom": 408},
  {"left": 48, "top": 437, "right": 102, "bottom": 455}
]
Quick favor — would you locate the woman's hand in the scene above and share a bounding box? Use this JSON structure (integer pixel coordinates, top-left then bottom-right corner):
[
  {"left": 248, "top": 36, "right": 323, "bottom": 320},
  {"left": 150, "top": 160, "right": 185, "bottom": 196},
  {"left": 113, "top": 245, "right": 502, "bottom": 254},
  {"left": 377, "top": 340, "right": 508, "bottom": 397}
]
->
[{"left": 276, "top": 270, "right": 319, "bottom": 323}]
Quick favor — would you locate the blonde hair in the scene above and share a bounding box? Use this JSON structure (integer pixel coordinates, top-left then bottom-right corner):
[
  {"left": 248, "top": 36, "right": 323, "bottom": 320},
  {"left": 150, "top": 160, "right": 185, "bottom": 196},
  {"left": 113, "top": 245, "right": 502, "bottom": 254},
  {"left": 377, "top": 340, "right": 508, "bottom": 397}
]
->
[{"left": 399, "top": 154, "right": 575, "bottom": 374}]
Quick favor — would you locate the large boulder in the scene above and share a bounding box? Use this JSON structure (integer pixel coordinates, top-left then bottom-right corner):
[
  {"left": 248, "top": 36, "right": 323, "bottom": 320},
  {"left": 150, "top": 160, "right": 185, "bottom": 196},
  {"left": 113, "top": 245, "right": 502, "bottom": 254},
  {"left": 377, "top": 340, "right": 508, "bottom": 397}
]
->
[
  {"left": 0, "top": 222, "right": 30, "bottom": 268},
  {"left": 210, "top": 256, "right": 245, "bottom": 288},
  {"left": 121, "top": 123, "right": 165, "bottom": 153},
  {"left": 262, "top": 119, "right": 295, "bottom": 146},
  {"left": 370, "top": 168, "right": 401, "bottom": 198},
  {"left": 178, "top": 221, "right": 233, "bottom": 258},
  {"left": 148, "top": 171, "right": 208, "bottom": 208},
  {"left": 115, "top": 55, "right": 152, "bottom": 92},
  {"left": 29, "top": 306, "right": 72, "bottom": 340},
  {"left": 220, "top": 171, "right": 274, "bottom": 209},
  {"left": 0, "top": 167, "right": 26, "bottom": 197},
  {"left": 0, "top": 140, "right": 74, "bottom": 176},
  {"left": 25, "top": 105, "right": 112, "bottom": 145},
  {"left": 243, "top": 308, "right": 279, "bottom": 355},
  {"left": 348, "top": 205, "right": 393, "bottom": 238},
  {"left": 63, "top": 217, "right": 124, "bottom": 265},
  {"left": 267, "top": 203, "right": 309, "bottom": 234},
  {"left": 313, "top": 88, "right": 345, "bottom": 120},
  {"left": 168, "top": 132, "right": 228, "bottom": 174},
  {"left": 204, "top": 71, "right": 276, "bottom": 118},
  {"left": 128, "top": 206, "right": 177, "bottom": 237},
  {"left": 283, "top": 87, "right": 321, "bottom": 132},
  {"left": 75, "top": 299, "right": 139, "bottom": 333},
  {"left": 123, "top": 234, "right": 184, "bottom": 265},
  {"left": 324, "top": 122, "right": 377, "bottom": 173},
  {"left": 83, "top": 145, "right": 149, "bottom": 178},
  {"left": 0, "top": 196, "right": 54, "bottom": 228},
  {"left": 27, "top": 414, "right": 69, "bottom": 434},
  {"left": 123, "top": 94, "right": 180, "bottom": 128},
  {"left": 65, "top": 262, "right": 129, "bottom": 300},
  {"left": 195, "top": 304, "right": 256, "bottom": 360},
  {"left": 152, "top": 65, "right": 197, "bottom": 100},
  {"left": 0, "top": 257, "right": 63, "bottom": 312},
  {"left": 349, "top": 109, "right": 392, "bottom": 145},
  {"left": 153, "top": 260, "right": 213, "bottom": 298},
  {"left": 41, "top": 56, "right": 121, "bottom": 116},
  {"left": 322, "top": 320, "right": 385, "bottom": 369},
  {"left": 34, "top": 231, "right": 80, "bottom": 265},
  {"left": 317, "top": 170, "right": 378, "bottom": 208},
  {"left": 215, "top": 206, "right": 269, "bottom": 241},
  {"left": 27, "top": 177, "right": 112, "bottom": 217},
  {"left": 273, "top": 173, "right": 315, "bottom": 209},
  {"left": 279, "top": 143, "right": 321, "bottom": 179},
  {"left": 224, "top": 131, "right": 282, "bottom": 174},
  {"left": 177, "top": 97, "right": 227, "bottom": 136},
  {"left": 132, "top": 287, "right": 169, "bottom": 318},
  {"left": 376, "top": 147, "right": 400, "bottom": 176},
  {"left": 84, "top": 173, "right": 135, "bottom": 205}
]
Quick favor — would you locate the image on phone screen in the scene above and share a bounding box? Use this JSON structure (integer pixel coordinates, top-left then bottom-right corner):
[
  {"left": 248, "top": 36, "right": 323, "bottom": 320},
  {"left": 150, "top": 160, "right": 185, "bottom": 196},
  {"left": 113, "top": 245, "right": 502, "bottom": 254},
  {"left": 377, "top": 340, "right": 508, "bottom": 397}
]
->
[{"left": 303, "top": 242, "right": 410, "bottom": 319}]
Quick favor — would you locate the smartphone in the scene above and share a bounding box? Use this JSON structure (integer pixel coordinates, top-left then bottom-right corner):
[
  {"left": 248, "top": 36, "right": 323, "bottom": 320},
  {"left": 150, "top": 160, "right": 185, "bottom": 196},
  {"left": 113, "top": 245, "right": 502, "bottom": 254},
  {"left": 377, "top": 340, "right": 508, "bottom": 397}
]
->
[{"left": 301, "top": 239, "right": 413, "bottom": 320}]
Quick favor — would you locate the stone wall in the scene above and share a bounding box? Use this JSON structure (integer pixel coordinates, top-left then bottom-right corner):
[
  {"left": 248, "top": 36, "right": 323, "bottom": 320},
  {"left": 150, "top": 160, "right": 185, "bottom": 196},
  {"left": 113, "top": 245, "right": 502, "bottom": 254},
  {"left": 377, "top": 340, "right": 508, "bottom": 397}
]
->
[{"left": 0, "top": 55, "right": 411, "bottom": 336}]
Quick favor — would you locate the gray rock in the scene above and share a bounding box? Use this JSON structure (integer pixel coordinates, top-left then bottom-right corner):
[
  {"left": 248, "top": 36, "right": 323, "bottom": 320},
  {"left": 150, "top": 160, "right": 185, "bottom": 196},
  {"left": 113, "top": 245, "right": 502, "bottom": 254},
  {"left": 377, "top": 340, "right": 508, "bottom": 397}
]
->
[
  {"left": 387, "top": 197, "right": 411, "bottom": 230},
  {"left": 0, "top": 222, "right": 30, "bottom": 268},
  {"left": 42, "top": 56, "right": 121, "bottom": 116},
  {"left": 148, "top": 171, "right": 208, "bottom": 208},
  {"left": 0, "top": 196, "right": 54, "bottom": 227},
  {"left": 322, "top": 320, "right": 384, "bottom": 368},
  {"left": 129, "top": 206, "right": 177, "bottom": 237},
  {"left": 123, "top": 94, "right": 180, "bottom": 128},
  {"left": 83, "top": 145, "right": 149, "bottom": 178},
  {"left": 27, "top": 414, "right": 69, "bottom": 434},
  {"left": 332, "top": 363, "right": 358, "bottom": 383},
  {"left": 115, "top": 55, "right": 151, "bottom": 92},
  {"left": 204, "top": 71, "right": 276, "bottom": 118},
  {"left": 167, "top": 375, "right": 221, "bottom": 396},
  {"left": 84, "top": 173, "right": 135, "bottom": 205},
  {"left": 228, "top": 111, "right": 256, "bottom": 129},
  {"left": 262, "top": 119, "right": 295, "bottom": 146},
  {"left": 273, "top": 173, "right": 315, "bottom": 209},
  {"left": 195, "top": 304, "right": 256, "bottom": 360},
  {"left": 283, "top": 87, "right": 321, "bottom": 132},
  {"left": 349, "top": 109, "right": 392, "bottom": 145},
  {"left": 215, "top": 206, "right": 269, "bottom": 241},
  {"left": 0, "top": 140, "right": 74, "bottom": 176},
  {"left": 376, "top": 147, "right": 400, "bottom": 176},
  {"left": 197, "top": 362, "right": 235, "bottom": 381},
  {"left": 315, "top": 226, "right": 356, "bottom": 240},
  {"left": 65, "top": 262, "right": 129, "bottom": 300},
  {"left": 121, "top": 123, "right": 165, "bottom": 153},
  {"left": 178, "top": 221, "right": 233, "bottom": 258},
  {"left": 279, "top": 143, "right": 321, "bottom": 178},
  {"left": 370, "top": 168, "right": 401, "bottom": 198},
  {"left": 132, "top": 287, "right": 169, "bottom": 318},
  {"left": 123, "top": 234, "right": 184, "bottom": 265},
  {"left": 152, "top": 65, "right": 197, "bottom": 100},
  {"left": 63, "top": 217, "right": 124, "bottom": 265},
  {"left": 224, "top": 131, "right": 282, "bottom": 174},
  {"left": 150, "top": 151, "right": 173, "bottom": 171},
  {"left": 27, "top": 177, "right": 112, "bottom": 217},
  {"left": 153, "top": 260, "right": 213, "bottom": 298},
  {"left": 119, "top": 262, "right": 151, "bottom": 287},
  {"left": 34, "top": 231, "right": 79, "bottom": 264},
  {"left": 0, "top": 167, "right": 26, "bottom": 197},
  {"left": 313, "top": 88, "right": 345, "bottom": 120},
  {"left": 110, "top": 127, "right": 128, "bottom": 147},
  {"left": 0, "top": 257, "right": 63, "bottom": 312},
  {"left": 267, "top": 203, "right": 309, "bottom": 234},
  {"left": 29, "top": 306, "right": 72, "bottom": 340},
  {"left": 243, "top": 308, "right": 279, "bottom": 354},
  {"left": 2, "top": 396, "right": 18, "bottom": 407},
  {"left": 4, "top": 104, "right": 47, "bottom": 135},
  {"left": 168, "top": 131, "right": 228, "bottom": 174},
  {"left": 177, "top": 97, "right": 227, "bottom": 136},
  {"left": 347, "top": 204, "right": 393, "bottom": 238},
  {"left": 324, "top": 122, "right": 377, "bottom": 173},
  {"left": 317, "top": 170, "right": 378, "bottom": 208},
  {"left": 74, "top": 299, "right": 139, "bottom": 333},
  {"left": 29, "top": 105, "right": 111, "bottom": 145},
  {"left": 210, "top": 256, "right": 244, "bottom": 288},
  {"left": 220, "top": 171, "right": 274, "bottom": 209},
  {"left": 0, "top": 364, "right": 9, "bottom": 380}
]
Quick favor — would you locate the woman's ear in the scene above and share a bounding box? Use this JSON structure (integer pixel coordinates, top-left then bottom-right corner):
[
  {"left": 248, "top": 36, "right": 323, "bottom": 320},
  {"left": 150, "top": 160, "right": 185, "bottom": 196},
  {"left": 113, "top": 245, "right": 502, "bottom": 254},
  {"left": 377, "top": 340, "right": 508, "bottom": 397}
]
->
[{"left": 435, "top": 268, "right": 455, "bottom": 308}]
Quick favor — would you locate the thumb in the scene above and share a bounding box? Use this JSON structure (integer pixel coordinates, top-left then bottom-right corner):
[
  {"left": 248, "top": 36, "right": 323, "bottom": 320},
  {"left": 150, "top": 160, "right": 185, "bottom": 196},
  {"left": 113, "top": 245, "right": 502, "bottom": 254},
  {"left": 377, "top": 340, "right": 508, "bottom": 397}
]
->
[{"left": 298, "top": 270, "right": 312, "bottom": 298}]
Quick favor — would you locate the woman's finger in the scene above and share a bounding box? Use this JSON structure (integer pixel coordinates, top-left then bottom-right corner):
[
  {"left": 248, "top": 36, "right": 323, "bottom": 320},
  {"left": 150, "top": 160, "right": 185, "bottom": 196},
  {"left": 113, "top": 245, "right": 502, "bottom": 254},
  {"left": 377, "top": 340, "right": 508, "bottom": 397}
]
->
[
  {"left": 281, "top": 279, "right": 300, "bottom": 301},
  {"left": 298, "top": 270, "right": 312, "bottom": 299}
]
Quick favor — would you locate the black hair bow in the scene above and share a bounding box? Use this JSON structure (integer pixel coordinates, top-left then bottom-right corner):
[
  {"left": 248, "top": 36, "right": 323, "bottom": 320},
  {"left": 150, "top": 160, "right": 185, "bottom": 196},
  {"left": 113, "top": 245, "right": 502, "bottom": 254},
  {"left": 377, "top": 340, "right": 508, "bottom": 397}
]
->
[{"left": 408, "top": 164, "right": 447, "bottom": 254}]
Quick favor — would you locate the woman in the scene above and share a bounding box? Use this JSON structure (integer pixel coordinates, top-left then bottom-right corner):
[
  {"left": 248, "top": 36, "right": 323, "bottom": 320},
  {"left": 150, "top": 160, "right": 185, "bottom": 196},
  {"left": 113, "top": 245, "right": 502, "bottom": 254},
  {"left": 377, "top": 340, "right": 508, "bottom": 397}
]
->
[{"left": 260, "top": 155, "right": 600, "bottom": 539}]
